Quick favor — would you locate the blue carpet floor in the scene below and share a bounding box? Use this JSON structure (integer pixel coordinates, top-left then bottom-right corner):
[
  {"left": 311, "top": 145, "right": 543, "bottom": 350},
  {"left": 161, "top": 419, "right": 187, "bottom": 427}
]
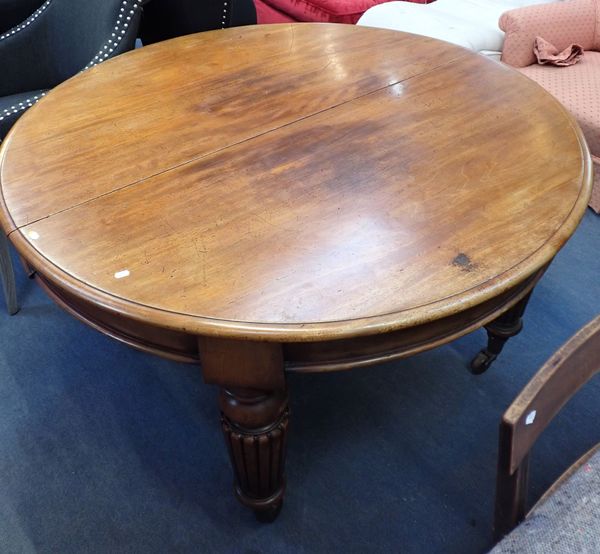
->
[{"left": 0, "top": 210, "right": 598, "bottom": 554}]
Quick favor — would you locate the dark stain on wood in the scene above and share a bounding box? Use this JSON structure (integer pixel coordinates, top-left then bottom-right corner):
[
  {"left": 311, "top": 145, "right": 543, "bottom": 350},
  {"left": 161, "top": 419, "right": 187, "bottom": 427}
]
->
[{"left": 452, "top": 252, "right": 477, "bottom": 272}]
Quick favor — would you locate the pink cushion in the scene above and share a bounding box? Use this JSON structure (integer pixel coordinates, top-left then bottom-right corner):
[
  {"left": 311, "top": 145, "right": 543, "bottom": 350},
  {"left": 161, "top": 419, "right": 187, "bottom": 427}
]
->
[
  {"left": 256, "top": 0, "right": 396, "bottom": 24},
  {"left": 500, "top": 0, "right": 600, "bottom": 68},
  {"left": 519, "top": 51, "right": 600, "bottom": 212}
]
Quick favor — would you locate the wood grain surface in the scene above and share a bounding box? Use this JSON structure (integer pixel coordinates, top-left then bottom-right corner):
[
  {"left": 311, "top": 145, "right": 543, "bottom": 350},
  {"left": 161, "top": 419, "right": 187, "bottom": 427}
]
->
[{"left": 0, "top": 24, "right": 592, "bottom": 341}]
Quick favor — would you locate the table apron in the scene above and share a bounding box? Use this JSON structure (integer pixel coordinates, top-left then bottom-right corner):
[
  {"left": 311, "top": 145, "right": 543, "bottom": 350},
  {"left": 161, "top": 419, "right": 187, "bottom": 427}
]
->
[{"left": 34, "top": 267, "right": 545, "bottom": 373}]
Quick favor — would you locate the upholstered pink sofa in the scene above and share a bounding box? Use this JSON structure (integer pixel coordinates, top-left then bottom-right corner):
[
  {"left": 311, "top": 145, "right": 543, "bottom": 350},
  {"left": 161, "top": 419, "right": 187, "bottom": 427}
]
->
[
  {"left": 500, "top": 0, "right": 600, "bottom": 212},
  {"left": 254, "top": 0, "right": 433, "bottom": 24}
]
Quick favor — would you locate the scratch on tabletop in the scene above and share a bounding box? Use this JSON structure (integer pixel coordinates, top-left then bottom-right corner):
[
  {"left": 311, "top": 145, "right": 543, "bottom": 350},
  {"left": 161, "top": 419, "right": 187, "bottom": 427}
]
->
[
  {"left": 192, "top": 236, "right": 208, "bottom": 286},
  {"left": 289, "top": 25, "right": 295, "bottom": 53}
]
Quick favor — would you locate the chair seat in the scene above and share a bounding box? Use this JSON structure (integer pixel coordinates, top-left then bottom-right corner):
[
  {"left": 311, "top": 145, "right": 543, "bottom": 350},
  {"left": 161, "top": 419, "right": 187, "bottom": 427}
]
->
[
  {"left": 519, "top": 51, "right": 600, "bottom": 212},
  {"left": 0, "top": 90, "right": 47, "bottom": 140},
  {"left": 491, "top": 445, "right": 600, "bottom": 553}
]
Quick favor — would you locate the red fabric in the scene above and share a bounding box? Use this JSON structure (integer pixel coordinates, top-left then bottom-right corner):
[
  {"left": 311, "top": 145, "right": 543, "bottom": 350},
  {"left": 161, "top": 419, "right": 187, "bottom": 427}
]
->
[
  {"left": 255, "top": 0, "right": 433, "bottom": 24},
  {"left": 255, "top": 0, "right": 299, "bottom": 22}
]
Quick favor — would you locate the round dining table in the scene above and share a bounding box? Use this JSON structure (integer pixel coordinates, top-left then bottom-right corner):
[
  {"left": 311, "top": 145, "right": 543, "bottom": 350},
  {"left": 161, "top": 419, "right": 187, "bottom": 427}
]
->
[{"left": 0, "top": 24, "right": 592, "bottom": 521}]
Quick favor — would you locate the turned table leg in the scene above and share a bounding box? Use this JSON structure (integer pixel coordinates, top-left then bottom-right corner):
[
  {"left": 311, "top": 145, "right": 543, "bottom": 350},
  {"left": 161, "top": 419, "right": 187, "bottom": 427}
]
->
[
  {"left": 470, "top": 292, "right": 533, "bottom": 374},
  {"left": 198, "top": 336, "right": 287, "bottom": 521},
  {"left": 220, "top": 387, "right": 289, "bottom": 522}
]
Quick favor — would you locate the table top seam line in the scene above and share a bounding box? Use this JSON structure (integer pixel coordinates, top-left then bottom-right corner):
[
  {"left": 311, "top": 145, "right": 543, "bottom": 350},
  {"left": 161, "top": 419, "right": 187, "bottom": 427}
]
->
[{"left": 7, "top": 51, "right": 472, "bottom": 231}]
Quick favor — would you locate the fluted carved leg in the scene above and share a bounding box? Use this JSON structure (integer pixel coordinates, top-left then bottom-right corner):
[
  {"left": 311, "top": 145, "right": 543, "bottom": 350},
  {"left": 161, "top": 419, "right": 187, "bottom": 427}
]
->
[
  {"left": 220, "top": 387, "right": 289, "bottom": 522},
  {"left": 470, "top": 292, "right": 533, "bottom": 374}
]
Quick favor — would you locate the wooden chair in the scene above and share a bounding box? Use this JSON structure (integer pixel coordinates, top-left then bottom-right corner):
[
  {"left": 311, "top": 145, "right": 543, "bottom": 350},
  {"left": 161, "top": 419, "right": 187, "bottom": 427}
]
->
[
  {"left": 0, "top": 231, "right": 17, "bottom": 315},
  {"left": 492, "top": 314, "right": 600, "bottom": 549}
]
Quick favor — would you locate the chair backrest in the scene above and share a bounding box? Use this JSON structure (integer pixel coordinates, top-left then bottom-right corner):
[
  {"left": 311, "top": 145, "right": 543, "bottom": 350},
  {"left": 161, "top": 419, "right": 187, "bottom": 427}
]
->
[
  {"left": 0, "top": 0, "right": 45, "bottom": 34},
  {"left": 2, "top": 0, "right": 144, "bottom": 88},
  {"left": 139, "top": 0, "right": 256, "bottom": 45}
]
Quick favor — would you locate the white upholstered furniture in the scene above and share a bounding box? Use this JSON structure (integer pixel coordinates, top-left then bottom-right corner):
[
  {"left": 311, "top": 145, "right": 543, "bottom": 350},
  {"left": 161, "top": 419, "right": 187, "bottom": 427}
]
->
[{"left": 358, "top": 0, "right": 559, "bottom": 60}]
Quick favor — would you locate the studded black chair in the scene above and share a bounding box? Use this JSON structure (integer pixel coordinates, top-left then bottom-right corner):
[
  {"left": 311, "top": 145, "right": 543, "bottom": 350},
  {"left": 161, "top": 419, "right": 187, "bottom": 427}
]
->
[
  {"left": 0, "top": 0, "right": 147, "bottom": 314},
  {"left": 0, "top": 0, "right": 45, "bottom": 33},
  {"left": 0, "top": 0, "right": 147, "bottom": 139},
  {"left": 139, "top": 0, "right": 256, "bottom": 45}
]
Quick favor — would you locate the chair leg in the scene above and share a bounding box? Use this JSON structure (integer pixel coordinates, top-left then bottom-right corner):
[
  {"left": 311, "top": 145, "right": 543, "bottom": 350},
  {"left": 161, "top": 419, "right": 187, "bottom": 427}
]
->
[
  {"left": 0, "top": 232, "right": 18, "bottom": 315},
  {"left": 19, "top": 256, "right": 36, "bottom": 279},
  {"left": 494, "top": 457, "right": 529, "bottom": 541}
]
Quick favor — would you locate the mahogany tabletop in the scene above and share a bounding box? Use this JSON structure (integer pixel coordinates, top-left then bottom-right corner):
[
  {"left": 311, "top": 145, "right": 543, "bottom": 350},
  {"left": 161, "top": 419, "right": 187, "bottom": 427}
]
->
[{"left": 0, "top": 24, "right": 592, "bottom": 342}]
